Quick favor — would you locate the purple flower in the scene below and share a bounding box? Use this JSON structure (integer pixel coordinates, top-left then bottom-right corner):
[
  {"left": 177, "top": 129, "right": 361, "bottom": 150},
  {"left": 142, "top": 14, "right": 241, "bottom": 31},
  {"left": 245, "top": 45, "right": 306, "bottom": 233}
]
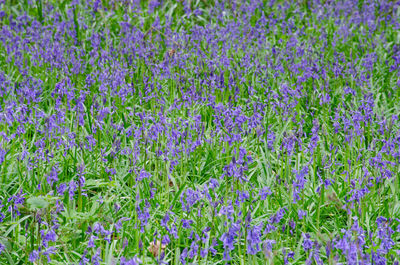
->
[
  {"left": 298, "top": 209, "right": 307, "bottom": 220},
  {"left": 182, "top": 219, "right": 193, "bottom": 229},
  {"left": 302, "top": 233, "right": 313, "bottom": 252},
  {"left": 200, "top": 247, "right": 208, "bottom": 258},
  {"left": 162, "top": 234, "right": 170, "bottom": 245},
  {"left": 283, "top": 249, "right": 295, "bottom": 265},
  {"left": 161, "top": 212, "right": 170, "bottom": 228},
  {"left": 0, "top": 200, "right": 5, "bottom": 223},
  {"left": 0, "top": 148, "right": 7, "bottom": 165},
  {"left": 29, "top": 250, "right": 40, "bottom": 263},
  {"left": 307, "top": 119, "right": 320, "bottom": 154},
  {"left": 68, "top": 180, "right": 77, "bottom": 199},
  {"left": 91, "top": 248, "right": 102, "bottom": 265},
  {"left": 43, "top": 247, "right": 57, "bottom": 262},
  {"left": 42, "top": 228, "right": 57, "bottom": 247},
  {"left": 220, "top": 221, "right": 241, "bottom": 261},
  {"left": 247, "top": 223, "right": 263, "bottom": 255},
  {"left": 77, "top": 163, "right": 86, "bottom": 187},
  {"left": 79, "top": 250, "right": 89, "bottom": 265},
  {"left": 7, "top": 189, "right": 26, "bottom": 217},
  {"left": 137, "top": 168, "right": 151, "bottom": 181},
  {"left": 180, "top": 248, "right": 188, "bottom": 265},
  {"left": 325, "top": 240, "right": 333, "bottom": 259},
  {"left": 262, "top": 240, "right": 275, "bottom": 259},
  {"left": 136, "top": 202, "right": 150, "bottom": 232},
  {"left": 180, "top": 188, "right": 201, "bottom": 213},
  {"left": 0, "top": 243, "right": 5, "bottom": 254},
  {"left": 121, "top": 255, "right": 142, "bottom": 265},
  {"left": 267, "top": 127, "right": 275, "bottom": 150},
  {"left": 209, "top": 178, "right": 219, "bottom": 189},
  {"left": 376, "top": 216, "right": 395, "bottom": 254},
  {"left": 259, "top": 187, "right": 272, "bottom": 200},
  {"left": 115, "top": 217, "right": 130, "bottom": 233},
  {"left": 55, "top": 200, "right": 64, "bottom": 213},
  {"left": 88, "top": 235, "right": 97, "bottom": 248},
  {"left": 46, "top": 166, "right": 59, "bottom": 186},
  {"left": 148, "top": 0, "right": 160, "bottom": 13},
  {"left": 188, "top": 241, "right": 199, "bottom": 259},
  {"left": 123, "top": 238, "right": 129, "bottom": 250},
  {"left": 293, "top": 166, "right": 309, "bottom": 203},
  {"left": 270, "top": 208, "right": 286, "bottom": 224},
  {"left": 57, "top": 183, "right": 68, "bottom": 196}
]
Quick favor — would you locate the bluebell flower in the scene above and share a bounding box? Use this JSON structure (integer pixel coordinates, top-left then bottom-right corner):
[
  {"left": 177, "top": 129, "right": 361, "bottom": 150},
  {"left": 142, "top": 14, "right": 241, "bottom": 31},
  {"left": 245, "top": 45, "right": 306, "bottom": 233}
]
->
[
  {"left": 43, "top": 247, "right": 56, "bottom": 263},
  {"left": 247, "top": 222, "right": 263, "bottom": 255},
  {"left": 298, "top": 209, "right": 307, "bottom": 220},
  {"left": 91, "top": 248, "right": 102, "bottom": 265},
  {"left": 57, "top": 183, "right": 68, "bottom": 196},
  {"left": 68, "top": 180, "right": 77, "bottom": 199},
  {"left": 302, "top": 233, "right": 313, "bottom": 252},
  {"left": 181, "top": 219, "right": 193, "bottom": 229},
  {"left": 46, "top": 165, "right": 59, "bottom": 186},
  {"left": 161, "top": 234, "right": 170, "bottom": 245},
  {"left": 0, "top": 243, "right": 5, "bottom": 254},
  {"left": 29, "top": 250, "right": 40, "bottom": 263},
  {"left": 259, "top": 187, "right": 272, "bottom": 200},
  {"left": 180, "top": 248, "right": 188, "bottom": 265},
  {"left": 7, "top": 189, "right": 26, "bottom": 217},
  {"left": 88, "top": 235, "right": 97, "bottom": 248},
  {"left": 262, "top": 239, "right": 275, "bottom": 259},
  {"left": 121, "top": 255, "right": 142, "bottom": 265}
]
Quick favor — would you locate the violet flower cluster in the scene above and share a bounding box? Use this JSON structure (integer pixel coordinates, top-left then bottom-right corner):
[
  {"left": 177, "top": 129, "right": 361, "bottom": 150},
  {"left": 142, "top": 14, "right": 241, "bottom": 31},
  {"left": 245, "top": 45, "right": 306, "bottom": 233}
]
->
[{"left": 0, "top": 0, "right": 400, "bottom": 264}]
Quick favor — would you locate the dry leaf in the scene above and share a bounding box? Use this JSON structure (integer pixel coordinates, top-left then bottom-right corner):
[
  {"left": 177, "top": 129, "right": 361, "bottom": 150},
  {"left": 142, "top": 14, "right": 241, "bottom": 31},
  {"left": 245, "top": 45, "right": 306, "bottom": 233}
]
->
[
  {"left": 169, "top": 179, "right": 179, "bottom": 191},
  {"left": 148, "top": 240, "right": 167, "bottom": 257},
  {"left": 168, "top": 49, "right": 176, "bottom": 57}
]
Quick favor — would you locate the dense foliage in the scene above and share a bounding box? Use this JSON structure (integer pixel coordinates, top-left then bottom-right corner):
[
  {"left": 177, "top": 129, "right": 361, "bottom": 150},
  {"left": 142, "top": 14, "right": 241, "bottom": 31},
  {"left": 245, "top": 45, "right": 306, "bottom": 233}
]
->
[{"left": 0, "top": 0, "right": 400, "bottom": 264}]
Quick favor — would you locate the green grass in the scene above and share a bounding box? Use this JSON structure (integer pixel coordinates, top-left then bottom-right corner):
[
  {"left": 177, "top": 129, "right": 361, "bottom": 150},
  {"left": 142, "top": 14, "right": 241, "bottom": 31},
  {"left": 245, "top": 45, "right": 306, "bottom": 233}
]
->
[{"left": 0, "top": 0, "right": 399, "bottom": 264}]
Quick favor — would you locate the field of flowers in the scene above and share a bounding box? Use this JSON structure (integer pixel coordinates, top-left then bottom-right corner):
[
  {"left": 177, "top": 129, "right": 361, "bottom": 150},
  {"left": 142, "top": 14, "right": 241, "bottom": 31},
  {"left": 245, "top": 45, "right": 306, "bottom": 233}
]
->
[{"left": 0, "top": 0, "right": 400, "bottom": 264}]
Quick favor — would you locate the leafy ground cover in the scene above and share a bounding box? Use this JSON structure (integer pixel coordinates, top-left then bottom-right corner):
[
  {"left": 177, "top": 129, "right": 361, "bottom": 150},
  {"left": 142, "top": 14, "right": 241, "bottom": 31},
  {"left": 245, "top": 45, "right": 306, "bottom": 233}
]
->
[{"left": 0, "top": 0, "right": 400, "bottom": 264}]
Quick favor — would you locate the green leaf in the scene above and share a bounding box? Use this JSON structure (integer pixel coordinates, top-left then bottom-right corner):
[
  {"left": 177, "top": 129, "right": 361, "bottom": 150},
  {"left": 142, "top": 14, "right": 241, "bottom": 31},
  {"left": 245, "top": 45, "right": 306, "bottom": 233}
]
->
[{"left": 26, "top": 196, "right": 49, "bottom": 211}]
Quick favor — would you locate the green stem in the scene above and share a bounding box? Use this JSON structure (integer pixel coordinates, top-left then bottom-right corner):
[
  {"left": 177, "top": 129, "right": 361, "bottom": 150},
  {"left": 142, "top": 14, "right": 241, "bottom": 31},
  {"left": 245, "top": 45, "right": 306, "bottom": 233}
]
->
[
  {"left": 78, "top": 185, "right": 82, "bottom": 212},
  {"left": 317, "top": 184, "right": 324, "bottom": 230},
  {"left": 36, "top": 0, "right": 43, "bottom": 23},
  {"left": 73, "top": 6, "right": 80, "bottom": 44}
]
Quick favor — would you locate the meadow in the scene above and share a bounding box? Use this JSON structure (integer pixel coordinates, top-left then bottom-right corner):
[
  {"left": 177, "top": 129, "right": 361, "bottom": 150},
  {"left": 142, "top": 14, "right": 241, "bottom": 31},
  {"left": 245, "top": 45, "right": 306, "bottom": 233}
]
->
[{"left": 0, "top": 0, "right": 400, "bottom": 264}]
